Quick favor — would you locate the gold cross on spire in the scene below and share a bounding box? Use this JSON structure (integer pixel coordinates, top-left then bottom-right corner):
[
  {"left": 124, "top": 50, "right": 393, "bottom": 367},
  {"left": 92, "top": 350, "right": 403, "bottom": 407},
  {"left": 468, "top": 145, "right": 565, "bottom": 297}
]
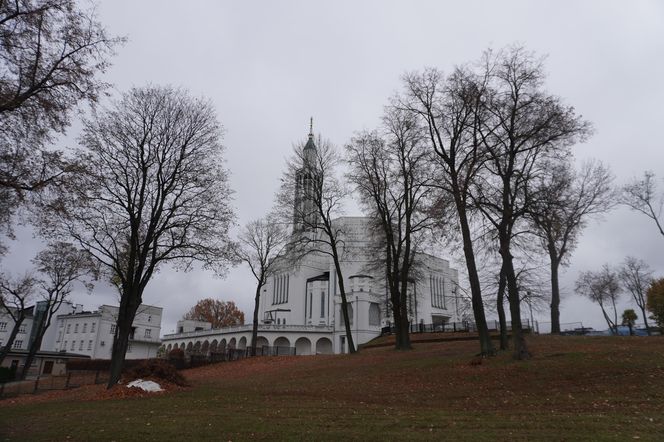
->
[{"left": 309, "top": 117, "right": 313, "bottom": 138}]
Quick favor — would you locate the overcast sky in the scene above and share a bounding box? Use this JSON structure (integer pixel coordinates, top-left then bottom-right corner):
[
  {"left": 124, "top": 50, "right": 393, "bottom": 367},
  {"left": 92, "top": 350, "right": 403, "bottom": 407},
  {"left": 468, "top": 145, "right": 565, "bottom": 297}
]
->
[{"left": 3, "top": 0, "right": 664, "bottom": 335}]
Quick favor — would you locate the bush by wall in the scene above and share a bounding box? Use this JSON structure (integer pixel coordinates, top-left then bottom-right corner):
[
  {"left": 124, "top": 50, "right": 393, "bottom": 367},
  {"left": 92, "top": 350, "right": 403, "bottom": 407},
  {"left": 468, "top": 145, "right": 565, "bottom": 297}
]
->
[
  {"left": 0, "top": 366, "right": 16, "bottom": 383},
  {"left": 123, "top": 358, "right": 188, "bottom": 386}
]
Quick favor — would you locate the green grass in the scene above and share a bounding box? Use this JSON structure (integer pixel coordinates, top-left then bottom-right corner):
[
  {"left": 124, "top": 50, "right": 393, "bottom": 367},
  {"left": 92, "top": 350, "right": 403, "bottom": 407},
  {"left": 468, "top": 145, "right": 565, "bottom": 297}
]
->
[{"left": 2, "top": 335, "right": 664, "bottom": 441}]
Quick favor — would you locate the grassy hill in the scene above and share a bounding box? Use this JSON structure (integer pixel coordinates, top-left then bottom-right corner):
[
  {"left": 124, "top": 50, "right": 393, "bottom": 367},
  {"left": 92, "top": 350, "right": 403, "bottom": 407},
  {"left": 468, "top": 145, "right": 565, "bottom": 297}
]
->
[{"left": 2, "top": 335, "right": 663, "bottom": 441}]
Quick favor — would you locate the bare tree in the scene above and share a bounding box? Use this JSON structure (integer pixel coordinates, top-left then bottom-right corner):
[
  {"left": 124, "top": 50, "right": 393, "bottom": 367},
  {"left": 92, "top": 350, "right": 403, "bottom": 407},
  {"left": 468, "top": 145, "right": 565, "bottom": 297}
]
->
[
  {"left": 399, "top": 67, "right": 496, "bottom": 356},
  {"left": 619, "top": 256, "right": 654, "bottom": 335},
  {"left": 528, "top": 159, "right": 614, "bottom": 333},
  {"left": 0, "top": 0, "right": 122, "bottom": 232},
  {"left": 19, "top": 242, "right": 97, "bottom": 379},
  {"left": 234, "top": 216, "right": 288, "bottom": 355},
  {"left": 473, "top": 47, "right": 592, "bottom": 359},
  {"left": 576, "top": 265, "right": 621, "bottom": 334},
  {"left": 44, "top": 86, "right": 234, "bottom": 387},
  {"left": 622, "top": 171, "right": 664, "bottom": 239},
  {"left": 346, "top": 106, "right": 433, "bottom": 350},
  {"left": 0, "top": 272, "right": 36, "bottom": 365},
  {"left": 276, "top": 129, "right": 357, "bottom": 353}
]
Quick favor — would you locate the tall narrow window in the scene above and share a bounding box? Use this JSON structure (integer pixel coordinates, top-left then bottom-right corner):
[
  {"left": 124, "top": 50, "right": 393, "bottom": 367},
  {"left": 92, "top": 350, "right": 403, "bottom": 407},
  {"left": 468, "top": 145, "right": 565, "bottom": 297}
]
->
[
  {"left": 442, "top": 277, "right": 446, "bottom": 309},
  {"left": 320, "top": 291, "right": 325, "bottom": 317},
  {"left": 272, "top": 275, "right": 277, "bottom": 304},
  {"left": 285, "top": 274, "right": 289, "bottom": 303},
  {"left": 309, "top": 292, "right": 313, "bottom": 318}
]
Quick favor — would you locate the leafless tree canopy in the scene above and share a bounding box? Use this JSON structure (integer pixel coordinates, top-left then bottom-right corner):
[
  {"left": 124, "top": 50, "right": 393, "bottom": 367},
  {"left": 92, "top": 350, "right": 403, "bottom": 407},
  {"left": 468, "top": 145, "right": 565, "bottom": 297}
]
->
[
  {"left": 235, "top": 217, "right": 289, "bottom": 286},
  {"left": 45, "top": 85, "right": 234, "bottom": 386},
  {"left": 468, "top": 47, "right": 592, "bottom": 358},
  {"left": 346, "top": 106, "right": 434, "bottom": 350},
  {"left": 527, "top": 159, "right": 614, "bottom": 333},
  {"left": 234, "top": 216, "right": 288, "bottom": 353},
  {"left": 17, "top": 241, "right": 97, "bottom": 378},
  {"left": 0, "top": 0, "right": 122, "bottom": 232},
  {"left": 575, "top": 264, "right": 621, "bottom": 334},
  {"left": 622, "top": 171, "right": 664, "bottom": 239},
  {"left": 0, "top": 271, "right": 36, "bottom": 363},
  {"left": 619, "top": 256, "right": 654, "bottom": 334},
  {"left": 398, "top": 65, "right": 496, "bottom": 356}
]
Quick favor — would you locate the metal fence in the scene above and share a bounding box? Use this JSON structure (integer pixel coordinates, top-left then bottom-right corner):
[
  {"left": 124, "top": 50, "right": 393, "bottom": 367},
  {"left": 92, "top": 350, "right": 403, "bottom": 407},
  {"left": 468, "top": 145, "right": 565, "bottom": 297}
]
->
[
  {"left": 381, "top": 319, "right": 534, "bottom": 336},
  {"left": 537, "top": 322, "right": 585, "bottom": 335},
  {"left": 1, "top": 346, "right": 297, "bottom": 399},
  {"left": 0, "top": 370, "right": 109, "bottom": 399},
  {"left": 188, "top": 345, "right": 296, "bottom": 366}
]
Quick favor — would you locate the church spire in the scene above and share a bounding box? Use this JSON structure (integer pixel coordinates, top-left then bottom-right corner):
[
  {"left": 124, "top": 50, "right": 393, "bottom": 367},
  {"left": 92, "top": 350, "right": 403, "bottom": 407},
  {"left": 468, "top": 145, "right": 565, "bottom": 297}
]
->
[{"left": 304, "top": 116, "right": 316, "bottom": 152}]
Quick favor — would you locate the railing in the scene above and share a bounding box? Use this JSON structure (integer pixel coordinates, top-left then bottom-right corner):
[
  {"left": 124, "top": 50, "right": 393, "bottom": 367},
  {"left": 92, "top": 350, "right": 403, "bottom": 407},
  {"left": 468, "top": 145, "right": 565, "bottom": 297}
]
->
[
  {"left": 184, "top": 345, "right": 296, "bottom": 367},
  {"left": 381, "top": 319, "right": 534, "bottom": 336},
  {"left": 162, "top": 324, "right": 334, "bottom": 340},
  {"left": 0, "top": 370, "right": 109, "bottom": 399}
]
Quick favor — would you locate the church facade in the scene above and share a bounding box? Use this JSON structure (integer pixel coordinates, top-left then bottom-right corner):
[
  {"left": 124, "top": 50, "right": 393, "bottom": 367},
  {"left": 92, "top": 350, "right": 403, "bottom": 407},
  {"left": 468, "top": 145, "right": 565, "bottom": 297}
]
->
[{"left": 162, "top": 127, "right": 460, "bottom": 355}]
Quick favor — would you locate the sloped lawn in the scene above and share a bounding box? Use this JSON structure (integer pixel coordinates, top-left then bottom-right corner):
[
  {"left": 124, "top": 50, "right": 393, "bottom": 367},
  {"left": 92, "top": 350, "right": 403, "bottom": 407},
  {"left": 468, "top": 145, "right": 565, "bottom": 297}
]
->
[{"left": 1, "top": 335, "right": 663, "bottom": 441}]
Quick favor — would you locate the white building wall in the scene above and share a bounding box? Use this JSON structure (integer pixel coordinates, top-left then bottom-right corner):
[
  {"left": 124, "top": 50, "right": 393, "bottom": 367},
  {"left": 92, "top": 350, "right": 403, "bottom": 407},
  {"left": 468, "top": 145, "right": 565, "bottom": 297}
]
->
[
  {"left": 162, "top": 217, "right": 460, "bottom": 356},
  {"left": 51, "top": 304, "right": 162, "bottom": 360},
  {"left": 0, "top": 312, "right": 34, "bottom": 351}
]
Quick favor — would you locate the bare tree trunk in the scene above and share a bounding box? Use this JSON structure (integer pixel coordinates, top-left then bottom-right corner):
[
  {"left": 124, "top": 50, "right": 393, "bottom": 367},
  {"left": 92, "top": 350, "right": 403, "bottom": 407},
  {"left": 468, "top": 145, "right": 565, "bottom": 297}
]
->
[
  {"left": 107, "top": 293, "right": 140, "bottom": 388},
  {"left": 639, "top": 304, "right": 652, "bottom": 336},
  {"left": 501, "top": 238, "right": 531, "bottom": 360},
  {"left": 457, "top": 197, "right": 495, "bottom": 356},
  {"left": 390, "top": 285, "right": 411, "bottom": 350},
  {"left": 331, "top": 244, "right": 356, "bottom": 353},
  {"left": 599, "top": 304, "right": 616, "bottom": 335},
  {"left": 497, "top": 264, "right": 508, "bottom": 351},
  {"left": 250, "top": 284, "right": 262, "bottom": 356},
  {"left": 396, "top": 313, "right": 411, "bottom": 350},
  {"left": 611, "top": 297, "right": 619, "bottom": 335},
  {"left": 20, "top": 317, "right": 49, "bottom": 380},
  {"left": 549, "top": 248, "right": 562, "bottom": 334},
  {"left": 336, "top": 274, "right": 356, "bottom": 354}
]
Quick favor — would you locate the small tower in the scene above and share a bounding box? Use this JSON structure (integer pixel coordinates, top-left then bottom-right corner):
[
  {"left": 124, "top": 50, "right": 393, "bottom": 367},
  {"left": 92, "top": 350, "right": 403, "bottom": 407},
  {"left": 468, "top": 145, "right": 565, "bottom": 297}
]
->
[{"left": 293, "top": 118, "right": 319, "bottom": 233}]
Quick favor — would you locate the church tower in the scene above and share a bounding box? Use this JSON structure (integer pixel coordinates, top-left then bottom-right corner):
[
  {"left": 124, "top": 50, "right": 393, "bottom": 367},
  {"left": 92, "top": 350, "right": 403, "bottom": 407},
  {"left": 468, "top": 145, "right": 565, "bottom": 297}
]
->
[{"left": 293, "top": 118, "right": 320, "bottom": 233}]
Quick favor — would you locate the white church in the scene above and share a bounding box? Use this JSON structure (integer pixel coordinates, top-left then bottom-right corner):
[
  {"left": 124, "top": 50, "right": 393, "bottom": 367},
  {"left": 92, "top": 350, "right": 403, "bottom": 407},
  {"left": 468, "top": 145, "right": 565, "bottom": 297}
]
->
[{"left": 162, "top": 127, "right": 460, "bottom": 355}]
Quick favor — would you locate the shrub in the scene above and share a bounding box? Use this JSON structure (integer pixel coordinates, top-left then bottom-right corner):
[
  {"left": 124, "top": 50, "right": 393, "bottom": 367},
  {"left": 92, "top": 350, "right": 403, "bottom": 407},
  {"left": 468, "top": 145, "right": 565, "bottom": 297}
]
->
[
  {"left": 647, "top": 278, "right": 664, "bottom": 329},
  {"left": 67, "top": 358, "right": 112, "bottom": 371},
  {"left": 168, "top": 348, "right": 186, "bottom": 369},
  {"left": 123, "top": 358, "right": 188, "bottom": 386},
  {"left": 169, "top": 348, "right": 184, "bottom": 359},
  {"left": 0, "top": 366, "right": 16, "bottom": 383}
]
